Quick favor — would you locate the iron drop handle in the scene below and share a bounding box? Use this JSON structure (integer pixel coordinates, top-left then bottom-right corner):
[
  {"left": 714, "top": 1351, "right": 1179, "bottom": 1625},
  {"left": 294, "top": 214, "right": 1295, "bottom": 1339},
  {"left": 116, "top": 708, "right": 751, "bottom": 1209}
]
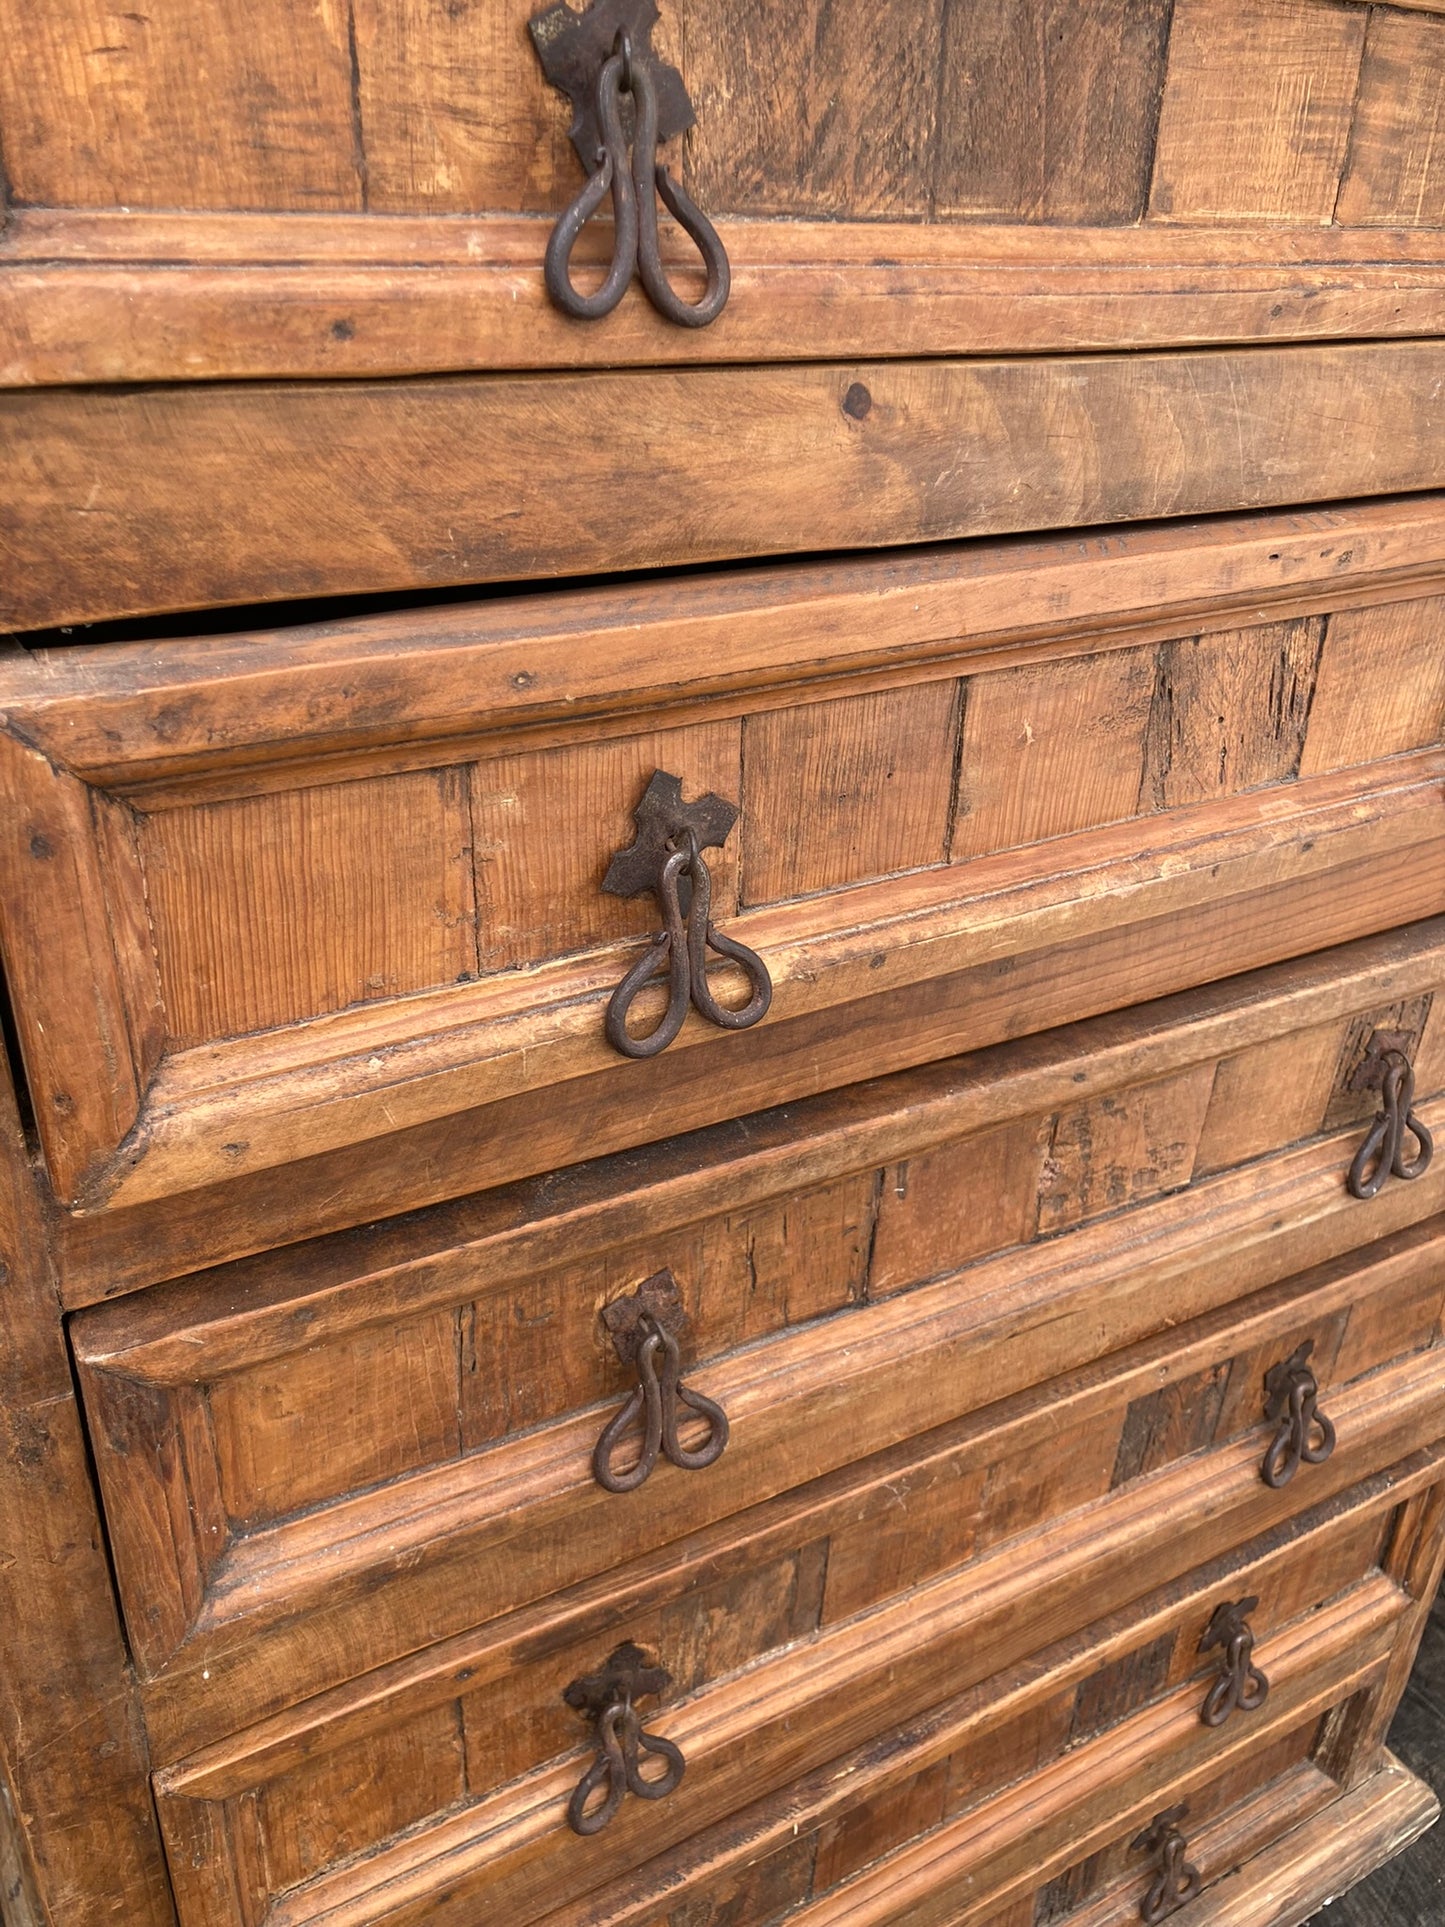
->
[
  {"left": 1198, "top": 1596, "right": 1269, "bottom": 1728},
  {"left": 1347, "top": 1046, "right": 1433, "bottom": 1200},
  {"left": 530, "top": 0, "right": 730, "bottom": 327},
  {"left": 1132, "top": 1805, "right": 1202, "bottom": 1924},
  {"left": 593, "top": 1269, "right": 729, "bottom": 1493},
  {"left": 1261, "top": 1341, "right": 1336, "bottom": 1490},
  {"left": 601, "top": 770, "right": 771, "bottom": 1059},
  {"left": 564, "top": 1643, "right": 685, "bottom": 1835}
]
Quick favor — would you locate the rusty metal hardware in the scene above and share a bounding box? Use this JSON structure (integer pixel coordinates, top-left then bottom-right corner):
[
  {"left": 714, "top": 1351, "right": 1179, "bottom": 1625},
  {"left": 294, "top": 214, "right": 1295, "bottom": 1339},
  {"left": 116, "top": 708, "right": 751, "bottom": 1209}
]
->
[
  {"left": 1198, "top": 1596, "right": 1269, "bottom": 1727},
  {"left": 602, "top": 770, "right": 771, "bottom": 1058},
  {"left": 1131, "top": 1805, "right": 1202, "bottom": 1925},
  {"left": 593, "top": 1269, "right": 729, "bottom": 1492},
  {"left": 529, "top": 0, "right": 730, "bottom": 326},
  {"left": 1261, "top": 1340, "right": 1337, "bottom": 1490},
  {"left": 563, "top": 1641, "right": 685, "bottom": 1835},
  {"left": 1346, "top": 1043, "right": 1434, "bottom": 1200}
]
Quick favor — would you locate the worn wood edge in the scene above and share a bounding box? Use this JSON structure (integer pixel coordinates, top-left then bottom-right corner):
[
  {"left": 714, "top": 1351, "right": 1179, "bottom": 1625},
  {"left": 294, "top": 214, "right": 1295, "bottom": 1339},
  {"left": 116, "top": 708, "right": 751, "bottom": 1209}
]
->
[
  {"left": 4, "top": 499, "right": 1444, "bottom": 788},
  {"left": 260, "top": 1583, "right": 1404, "bottom": 1927},
  {"left": 121, "top": 1210, "right": 1445, "bottom": 1711},
  {"left": 77, "top": 752, "right": 1445, "bottom": 1214},
  {"left": 0, "top": 1059, "right": 176, "bottom": 1923},
  {"left": 151, "top": 1388, "right": 1445, "bottom": 1801},
  {"left": 69, "top": 918, "right": 1445, "bottom": 1362},
  {"left": 5, "top": 216, "right": 1445, "bottom": 386},
  {"left": 1146, "top": 1752, "right": 1439, "bottom": 1927}
]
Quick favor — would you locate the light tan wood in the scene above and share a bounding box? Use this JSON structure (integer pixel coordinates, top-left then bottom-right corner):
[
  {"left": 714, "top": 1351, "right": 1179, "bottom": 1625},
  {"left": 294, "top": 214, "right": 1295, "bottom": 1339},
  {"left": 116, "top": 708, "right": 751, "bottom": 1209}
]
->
[
  {"left": 1149, "top": 0, "right": 1367, "bottom": 225},
  {"left": 1337, "top": 10, "right": 1445, "bottom": 227},
  {"left": 7, "top": 217, "right": 1445, "bottom": 387}
]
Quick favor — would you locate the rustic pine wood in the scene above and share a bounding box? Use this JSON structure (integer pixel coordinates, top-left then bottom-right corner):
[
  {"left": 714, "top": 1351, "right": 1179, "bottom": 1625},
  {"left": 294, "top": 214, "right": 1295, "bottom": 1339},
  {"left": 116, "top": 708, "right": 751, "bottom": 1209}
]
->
[
  {"left": 7, "top": 340, "right": 1445, "bottom": 631},
  {"left": 6, "top": 8, "right": 1445, "bottom": 1922}
]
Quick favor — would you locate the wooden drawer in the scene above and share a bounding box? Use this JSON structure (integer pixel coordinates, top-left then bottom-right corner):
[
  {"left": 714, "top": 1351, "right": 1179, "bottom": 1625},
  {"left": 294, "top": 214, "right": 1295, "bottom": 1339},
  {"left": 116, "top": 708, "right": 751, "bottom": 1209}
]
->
[
  {"left": 150, "top": 1416, "right": 1435, "bottom": 1926},
  {"left": 8, "top": 499, "right": 1445, "bottom": 1278},
  {"left": 73, "top": 926, "right": 1445, "bottom": 1734}
]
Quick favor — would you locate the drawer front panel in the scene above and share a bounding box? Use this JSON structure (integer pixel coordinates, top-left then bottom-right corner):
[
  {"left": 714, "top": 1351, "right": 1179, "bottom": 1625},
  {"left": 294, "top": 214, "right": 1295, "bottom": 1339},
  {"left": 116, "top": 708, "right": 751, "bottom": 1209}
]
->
[
  {"left": 72, "top": 929, "right": 1445, "bottom": 1706},
  {"left": 6, "top": 0, "right": 1445, "bottom": 392},
  {"left": 5, "top": 341, "right": 1445, "bottom": 633},
  {"left": 153, "top": 1454, "right": 1429, "bottom": 1927},
  {"left": 5, "top": 502, "right": 1445, "bottom": 1244}
]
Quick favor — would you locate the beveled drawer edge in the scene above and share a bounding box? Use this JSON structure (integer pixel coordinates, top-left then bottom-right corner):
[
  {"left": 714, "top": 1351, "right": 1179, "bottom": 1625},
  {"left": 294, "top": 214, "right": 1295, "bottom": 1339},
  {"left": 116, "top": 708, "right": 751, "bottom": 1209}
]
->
[
  {"left": 71, "top": 748, "right": 1445, "bottom": 1214},
  {"left": 244, "top": 1561, "right": 1408, "bottom": 1927},
  {"left": 3, "top": 498, "right": 1443, "bottom": 790},
  {"left": 6, "top": 216, "right": 1445, "bottom": 390},
  {"left": 86, "top": 1130, "right": 1445, "bottom": 1688},
  {"left": 72, "top": 916, "right": 1445, "bottom": 1354},
  {"left": 769, "top": 1589, "right": 1402, "bottom": 1927}
]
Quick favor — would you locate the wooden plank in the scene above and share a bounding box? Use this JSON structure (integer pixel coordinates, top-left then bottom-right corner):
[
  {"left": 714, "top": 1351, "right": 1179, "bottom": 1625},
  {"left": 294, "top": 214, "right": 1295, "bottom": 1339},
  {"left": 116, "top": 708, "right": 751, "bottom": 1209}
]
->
[
  {"left": 1337, "top": 9, "right": 1445, "bottom": 226},
  {"left": 349, "top": 0, "right": 573, "bottom": 215},
  {"left": 867, "top": 1114, "right": 1052, "bottom": 1298},
  {"left": 1036, "top": 1062, "right": 1217, "bottom": 1234},
  {"left": 65, "top": 753, "right": 1445, "bottom": 1214},
  {"left": 680, "top": 0, "right": 946, "bottom": 218},
  {"left": 7, "top": 339, "right": 1445, "bottom": 631},
  {"left": 0, "top": 1059, "right": 177, "bottom": 1924},
  {"left": 0, "top": 0, "right": 360, "bottom": 210},
  {"left": 934, "top": 0, "right": 1173, "bottom": 222},
  {"left": 1137, "top": 619, "right": 1325, "bottom": 811},
  {"left": 473, "top": 723, "right": 741, "bottom": 970},
  {"left": 53, "top": 833, "right": 1445, "bottom": 1299},
  {"left": 951, "top": 646, "right": 1156, "bottom": 862},
  {"left": 4, "top": 500, "right": 1441, "bottom": 789},
  {"left": 1149, "top": 0, "right": 1367, "bottom": 225},
  {"left": 1300, "top": 595, "right": 1445, "bottom": 778},
  {"left": 139, "top": 766, "right": 479, "bottom": 1045},
  {"left": 7, "top": 217, "right": 1445, "bottom": 387},
  {"left": 739, "top": 684, "right": 959, "bottom": 904}
]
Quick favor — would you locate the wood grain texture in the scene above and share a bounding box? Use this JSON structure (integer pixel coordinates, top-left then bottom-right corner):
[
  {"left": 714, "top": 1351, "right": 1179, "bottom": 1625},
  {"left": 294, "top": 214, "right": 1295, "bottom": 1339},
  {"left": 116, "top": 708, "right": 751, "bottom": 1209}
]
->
[
  {"left": 139, "top": 766, "right": 478, "bottom": 1045},
  {"left": 1150, "top": 0, "right": 1366, "bottom": 225},
  {"left": 1300, "top": 596, "right": 1445, "bottom": 778},
  {"left": 9, "top": 218, "right": 1445, "bottom": 387},
  {"left": 1337, "top": 9, "right": 1445, "bottom": 227},
  {"left": 0, "top": 1059, "right": 175, "bottom": 1925},
  {"left": 472, "top": 723, "right": 741, "bottom": 969},
  {"left": 740, "top": 684, "right": 958, "bottom": 904},
  {"left": 934, "top": 0, "right": 1173, "bottom": 223},
  {"left": 680, "top": 0, "right": 944, "bottom": 218},
  {"left": 951, "top": 646, "right": 1157, "bottom": 861},
  {"left": 0, "top": 0, "right": 361, "bottom": 210},
  {"left": 7, "top": 340, "right": 1445, "bottom": 632}
]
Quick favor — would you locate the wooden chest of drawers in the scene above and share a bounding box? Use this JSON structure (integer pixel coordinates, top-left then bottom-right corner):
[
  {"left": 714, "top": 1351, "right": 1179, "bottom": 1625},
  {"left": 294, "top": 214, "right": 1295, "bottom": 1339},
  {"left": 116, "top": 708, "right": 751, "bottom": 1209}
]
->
[{"left": 3, "top": 3, "right": 1445, "bottom": 1924}]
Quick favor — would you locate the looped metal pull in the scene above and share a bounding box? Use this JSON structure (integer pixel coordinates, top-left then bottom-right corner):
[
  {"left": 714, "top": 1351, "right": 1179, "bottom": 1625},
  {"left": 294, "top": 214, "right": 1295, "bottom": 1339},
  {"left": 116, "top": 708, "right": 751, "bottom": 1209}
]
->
[
  {"left": 531, "top": 0, "right": 731, "bottom": 328},
  {"left": 1347, "top": 1046, "right": 1434, "bottom": 1200},
  {"left": 1261, "top": 1341, "right": 1337, "bottom": 1490},
  {"left": 593, "top": 1269, "right": 729, "bottom": 1492},
  {"left": 542, "top": 49, "right": 640, "bottom": 321},
  {"left": 1132, "top": 1805, "right": 1203, "bottom": 1925},
  {"left": 564, "top": 1643, "right": 685, "bottom": 1836},
  {"left": 602, "top": 770, "right": 772, "bottom": 1060},
  {"left": 1198, "top": 1596, "right": 1269, "bottom": 1728}
]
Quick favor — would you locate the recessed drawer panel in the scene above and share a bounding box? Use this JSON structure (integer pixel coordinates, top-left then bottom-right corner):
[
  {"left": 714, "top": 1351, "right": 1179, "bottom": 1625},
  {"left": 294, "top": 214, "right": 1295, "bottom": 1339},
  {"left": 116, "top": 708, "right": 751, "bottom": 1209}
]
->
[
  {"left": 75, "top": 971, "right": 1445, "bottom": 1749},
  {"left": 151, "top": 1434, "right": 1431, "bottom": 1927},
  {"left": 6, "top": 500, "right": 1445, "bottom": 1278}
]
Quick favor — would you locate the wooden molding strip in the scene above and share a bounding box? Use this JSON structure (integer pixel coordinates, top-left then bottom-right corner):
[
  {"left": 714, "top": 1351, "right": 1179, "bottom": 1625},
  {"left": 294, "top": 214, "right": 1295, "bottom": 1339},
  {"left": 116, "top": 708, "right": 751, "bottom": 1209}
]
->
[
  {"left": 5, "top": 498, "right": 1445, "bottom": 790},
  {"left": 80, "top": 752, "right": 1445, "bottom": 1213},
  {"left": 4, "top": 215, "right": 1445, "bottom": 388}
]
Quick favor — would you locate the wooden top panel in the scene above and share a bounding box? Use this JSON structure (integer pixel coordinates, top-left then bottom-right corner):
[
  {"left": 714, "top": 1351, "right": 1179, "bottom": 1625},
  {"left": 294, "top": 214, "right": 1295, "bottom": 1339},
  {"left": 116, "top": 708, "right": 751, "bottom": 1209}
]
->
[{"left": 3, "top": 0, "right": 1445, "bottom": 386}]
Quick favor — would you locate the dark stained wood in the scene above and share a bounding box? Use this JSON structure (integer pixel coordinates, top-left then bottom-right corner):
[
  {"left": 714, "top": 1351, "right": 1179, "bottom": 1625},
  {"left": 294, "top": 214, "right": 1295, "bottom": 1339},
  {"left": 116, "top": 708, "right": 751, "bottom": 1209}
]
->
[
  {"left": 934, "top": 0, "right": 1173, "bottom": 223},
  {"left": 7, "top": 341, "right": 1445, "bottom": 632}
]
